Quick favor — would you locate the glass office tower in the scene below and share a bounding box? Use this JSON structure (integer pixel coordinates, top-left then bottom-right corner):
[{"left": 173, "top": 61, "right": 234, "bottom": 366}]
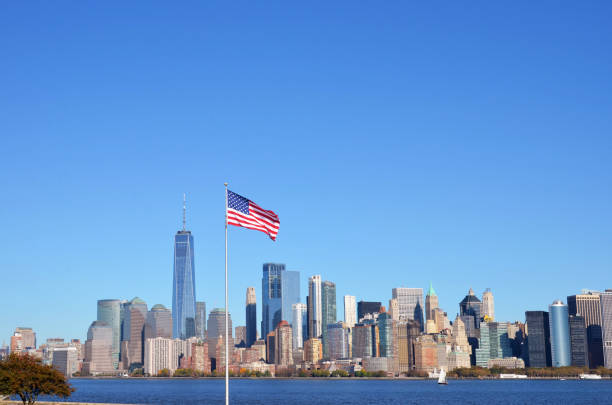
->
[
  {"left": 549, "top": 300, "right": 571, "bottom": 367},
  {"left": 321, "top": 280, "right": 337, "bottom": 357},
  {"left": 262, "top": 263, "right": 285, "bottom": 339},
  {"left": 97, "top": 299, "right": 121, "bottom": 369},
  {"left": 281, "top": 270, "right": 301, "bottom": 326},
  {"left": 172, "top": 199, "right": 196, "bottom": 340},
  {"left": 246, "top": 287, "right": 257, "bottom": 348},
  {"left": 525, "top": 310, "right": 552, "bottom": 367}
]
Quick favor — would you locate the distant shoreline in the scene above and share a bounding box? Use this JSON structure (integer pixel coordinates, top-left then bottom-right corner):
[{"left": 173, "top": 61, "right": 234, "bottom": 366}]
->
[{"left": 71, "top": 376, "right": 612, "bottom": 381}]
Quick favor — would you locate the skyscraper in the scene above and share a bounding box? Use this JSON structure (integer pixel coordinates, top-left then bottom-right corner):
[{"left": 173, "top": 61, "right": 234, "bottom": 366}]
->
[
  {"left": 292, "top": 303, "right": 307, "bottom": 349},
  {"left": 321, "top": 280, "right": 337, "bottom": 357},
  {"left": 274, "top": 321, "right": 293, "bottom": 367},
  {"left": 83, "top": 321, "right": 114, "bottom": 375},
  {"left": 425, "top": 283, "right": 438, "bottom": 323},
  {"left": 308, "top": 275, "right": 322, "bottom": 338},
  {"left": 549, "top": 300, "right": 571, "bottom": 367},
  {"left": 144, "top": 304, "right": 172, "bottom": 340},
  {"left": 327, "top": 322, "right": 350, "bottom": 360},
  {"left": 567, "top": 292, "right": 604, "bottom": 368},
  {"left": 569, "top": 315, "right": 588, "bottom": 367},
  {"left": 377, "top": 312, "right": 394, "bottom": 358},
  {"left": 344, "top": 295, "right": 357, "bottom": 327},
  {"left": 392, "top": 288, "right": 424, "bottom": 330},
  {"left": 482, "top": 288, "right": 495, "bottom": 321},
  {"left": 122, "top": 297, "right": 148, "bottom": 369},
  {"left": 261, "top": 263, "right": 285, "bottom": 339},
  {"left": 172, "top": 195, "right": 196, "bottom": 339},
  {"left": 525, "top": 310, "right": 552, "bottom": 368},
  {"left": 281, "top": 270, "right": 300, "bottom": 326},
  {"left": 459, "top": 288, "right": 482, "bottom": 330},
  {"left": 97, "top": 299, "right": 121, "bottom": 369},
  {"left": 246, "top": 287, "right": 257, "bottom": 348},
  {"left": 195, "top": 302, "right": 206, "bottom": 340},
  {"left": 475, "top": 322, "right": 512, "bottom": 367},
  {"left": 600, "top": 291, "right": 612, "bottom": 368},
  {"left": 207, "top": 308, "right": 233, "bottom": 341}
]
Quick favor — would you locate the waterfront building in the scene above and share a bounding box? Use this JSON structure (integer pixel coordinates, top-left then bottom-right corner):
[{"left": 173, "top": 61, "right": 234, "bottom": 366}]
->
[
  {"left": 246, "top": 287, "right": 257, "bottom": 347},
  {"left": 394, "top": 320, "right": 420, "bottom": 373},
  {"left": 195, "top": 302, "right": 206, "bottom": 340},
  {"left": 262, "top": 263, "right": 285, "bottom": 338},
  {"left": 525, "top": 310, "right": 552, "bottom": 367},
  {"left": 451, "top": 316, "right": 472, "bottom": 355},
  {"left": 97, "top": 299, "right": 121, "bottom": 368},
  {"left": 549, "top": 300, "right": 571, "bottom": 367},
  {"left": 459, "top": 288, "right": 482, "bottom": 329},
  {"left": 274, "top": 320, "right": 293, "bottom": 367},
  {"left": 212, "top": 335, "right": 234, "bottom": 372},
  {"left": 82, "top": 321, "right": 114, "bottom": 375},
  {"left": 414, "top": 335, "right": 438, "bottom": 373},
  {"left": 447, "top": 350, "right": 471, "bottom": 371},
  {"left": 303, "top": 338, "right": 322, "bottom": 364},
  {"left": 425, "top": 283, "right": 438, "bottom": 323},
  {"left": 122, "top": 297, "right": 148, "bottom": 369},
  {"left": 362, "top": 356, "right": 389, "bottom": 372},
  {"left": 321, "top": 280, "right": 337, "bottom": 357},
  {"left": 308, "top": 275, "right": 322, "bottom": 338},
  {"left": 172, "top": 196, "right": 197, "bottom": 339},
  {"left": 487, "top": 357, "right": 525, "bottom": 369},
  {"left": 344, "top": 295, "right": 357, "bottom": 327},
  {"left": 52, "top": 347, "right": 78, "bottom": 377},
  {"left": 567, "top": 292, "right": 603, "bottom": 368},
  {"left": 568, "top": 315, "right": 588, "bottom": 367},
  {"left": 377, "top": 312, "right": 394, "bottom": 358},
  {"left": 292, "top": 303, "right": 307, "bottom": 349},
  {"left": 235, "top": 326, "right": 247, "bottom": 347},
  {"left": 475, "top": 322, "right": 512, "bottom": 367},
  {"left": 281, "top": 270, "right": 301, "bottom": 328},
  {"left": 327, "top": 322, "right": 350, "bottom": 360},
  {"left": 145, "top": 304, "right": 172, "bottom": 341},
  {"left": 391, "top": 288, "right": 424, "bottom": 330},
  {"left": 357, "top": 301, "right": 382, "bottom": 321},
  {"left": 191, "top": 342, "right": 211, "bottom": 373},
  {"left": 482, "top": 289, "right": 495, "bottom": 321},
  {"left": 601, "top": 291, "right": 612, "bottom": 368},
  {"left": 250, "top": 340, "right": 267, "bottom": 363}
]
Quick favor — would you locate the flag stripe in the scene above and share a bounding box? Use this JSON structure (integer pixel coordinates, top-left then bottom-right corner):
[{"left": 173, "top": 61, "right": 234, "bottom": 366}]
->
[{"left": 226, "top": 191, "right": 280, "bottom": 241}]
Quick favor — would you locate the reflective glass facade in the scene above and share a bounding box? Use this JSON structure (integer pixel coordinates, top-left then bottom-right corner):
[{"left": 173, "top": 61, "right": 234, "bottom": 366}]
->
[
  {"left": 195, "top": 301, "right": 206, "bottom": 340},
  {"left": 97, "top": 299, "right": 121, "bottom": 369},
  {"left": 281, "top": 270, "right": 300, "bottom": 326},
  {"left": 549, "top": 301, "right": 571, "bottom": 367},
  {"left": 172, "top": 231, "right": 196, "bottom": 339},
  {"left": 262, "top": 263, "right": 285, "bottom": 339},
  {"left": 321, "top": 280, "right": 337, "bottom": 357},
  {"left": 525, "top": 310, "right": 552, "bottom": 367}
]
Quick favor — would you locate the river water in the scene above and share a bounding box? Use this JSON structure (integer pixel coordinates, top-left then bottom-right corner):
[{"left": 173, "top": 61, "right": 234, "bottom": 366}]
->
[{"left": 39, "top": 378, "right": 611, "bottom": 404}]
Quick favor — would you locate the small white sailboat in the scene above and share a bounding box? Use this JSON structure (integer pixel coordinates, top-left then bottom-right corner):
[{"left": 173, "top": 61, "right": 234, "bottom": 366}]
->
[{"left": 438, "top": 369, "right": 448, "bottom": 385}]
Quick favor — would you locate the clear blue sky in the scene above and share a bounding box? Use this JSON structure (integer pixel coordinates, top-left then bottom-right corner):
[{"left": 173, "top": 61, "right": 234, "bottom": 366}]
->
[{"left": 1, "top": 1, "right": 611, "bottom": 344}]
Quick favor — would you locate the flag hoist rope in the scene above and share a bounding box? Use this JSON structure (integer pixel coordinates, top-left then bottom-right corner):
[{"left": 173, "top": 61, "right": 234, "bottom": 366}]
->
[{"left": 224, "top": 182, "right": 229, "bottom": 405}]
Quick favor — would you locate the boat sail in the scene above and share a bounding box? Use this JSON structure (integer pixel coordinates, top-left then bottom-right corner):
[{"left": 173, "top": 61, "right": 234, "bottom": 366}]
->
[{"left": 438, "top": 369, "right": 448, "bottom": 385}]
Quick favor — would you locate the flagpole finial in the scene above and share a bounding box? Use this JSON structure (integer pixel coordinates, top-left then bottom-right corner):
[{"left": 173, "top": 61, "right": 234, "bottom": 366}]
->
[{"left": 224, "top": 182, "right": 228, "bottom": 187}]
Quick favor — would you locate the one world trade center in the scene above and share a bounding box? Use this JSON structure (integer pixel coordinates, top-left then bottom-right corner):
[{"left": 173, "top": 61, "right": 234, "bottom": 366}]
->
[{"left": 173, "top": 194, "right": 196, "bottom": 339}]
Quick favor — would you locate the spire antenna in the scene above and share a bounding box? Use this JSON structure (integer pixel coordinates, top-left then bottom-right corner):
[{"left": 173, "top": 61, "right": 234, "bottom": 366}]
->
[{"left": 182, "top": 193, "right": 186, "bottom": 231}]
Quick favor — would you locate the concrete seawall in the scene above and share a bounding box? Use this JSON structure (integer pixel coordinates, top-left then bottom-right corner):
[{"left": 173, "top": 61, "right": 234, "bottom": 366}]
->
[{"left": 1, "top": 402, "right": 136, "bottom": 405}]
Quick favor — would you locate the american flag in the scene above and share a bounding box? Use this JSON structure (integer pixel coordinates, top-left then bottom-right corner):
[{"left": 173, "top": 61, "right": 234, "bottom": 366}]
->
[{"left": 226, "top": 190, "right": 280, "bottom": 241}]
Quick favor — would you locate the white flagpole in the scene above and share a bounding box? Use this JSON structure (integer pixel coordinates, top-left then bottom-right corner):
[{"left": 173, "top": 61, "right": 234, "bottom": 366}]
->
[{"left": 224, "top": 182, "right": 229, "bottom": 405}]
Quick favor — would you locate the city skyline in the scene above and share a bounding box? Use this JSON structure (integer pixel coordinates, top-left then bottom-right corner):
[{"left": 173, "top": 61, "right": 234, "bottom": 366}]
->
[{"left": 2, "top": 1, "right": 612, "bottom": 345}]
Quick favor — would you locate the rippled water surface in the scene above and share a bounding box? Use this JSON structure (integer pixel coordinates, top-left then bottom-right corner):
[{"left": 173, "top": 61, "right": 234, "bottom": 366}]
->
[{"left": 39, "top": 378, "right": 612, "bottom": 404}]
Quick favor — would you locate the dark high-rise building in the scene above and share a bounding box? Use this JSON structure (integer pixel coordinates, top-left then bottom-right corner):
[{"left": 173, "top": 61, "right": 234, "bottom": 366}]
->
[
  {"left": 567, "top": 292, "right": 604, "bottom": 368},
  {"left": 261, "top": 263, "right": 285, "bottom": 339},
  {"left": 172, "top": 195, "right": 196, "bottom": 339},
  {"left": 246, "top": 287, "right": 257, "bottom": 348},
  {"left": 569, "top": 315, "right": 588, "bottom": 367},
  {"left": 195, "top": 302, "right": 206, "bottom": 340},
  {"left": 321, "top": 280, "right": 337, "bottom": 358},
  {"left": 525, "top": 311, "right": 552, "bottom": 368},
  {"left": 357, "top": 301, "right": 382, "bottom": 321},
  {"left": 459, "top": 288, "right": 482, "bottom": 329},
  {"left": 308, "top": 275, "right": 322, "bottom": 339}
]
